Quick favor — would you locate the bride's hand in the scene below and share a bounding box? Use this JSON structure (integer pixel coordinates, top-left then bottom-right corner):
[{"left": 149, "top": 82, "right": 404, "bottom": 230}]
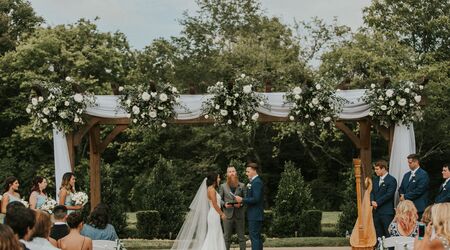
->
[{"left": 220, "top": 213, "right": 226, "bottom": 220}]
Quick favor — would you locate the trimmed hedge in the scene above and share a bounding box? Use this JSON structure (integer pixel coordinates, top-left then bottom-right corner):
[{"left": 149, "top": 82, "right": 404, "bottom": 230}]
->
[
  {"left": 299, "top": 210, "right": 322, "bottom": 236},
  {"left": 263, "top": 210, "right": 273, "bottom": 235},
  {"left": 136, "top": 210, "right": 160, "bottom": 239}
]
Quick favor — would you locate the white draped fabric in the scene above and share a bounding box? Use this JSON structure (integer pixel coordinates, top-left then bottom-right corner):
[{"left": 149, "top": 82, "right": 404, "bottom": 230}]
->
[
  {"left": 52, "top": 90, "right": 414, "bottom": 195},
  {"left": 389, "top": 124, "right": 416, "bottom": 204}
]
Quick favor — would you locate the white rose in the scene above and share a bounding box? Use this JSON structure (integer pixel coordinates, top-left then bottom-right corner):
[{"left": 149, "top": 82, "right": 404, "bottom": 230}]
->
[
  {"left": 204, "top": 114, "right": 209, "bottom": 119},
  {"left": 159, "top": 93, "right": 168, "bottom": 102},
  {"left": 38, "top": 96, "right": 44, "bottom": 102},
  {"left": 404, "top": 88, "right": 410, "bottom": 93},
  {"left": 241, "top": 121, "right": 246, "bottom": 126},
  {"left": 215, "top": 104, "right": 220, "bottom": 110},
  {"left": 294, "top": 94, "right": 301, "bottom": 100},
  {"left": 385, "top": 89, "right": 394, "bottom": 98},
  {"left": 171, "top": 87, "right": 178, "bottom": 93},
  {"left": 309, "top": 121, "right": 315, "bottom": 126},
  {"left": 227, "top": 120, "right": 232, "bottom": 124},
  {"left": 226, "top": 100, "right": 232, "bottom": 106},
  {"left": 414, "top": 95, "right": 422, "bottom": 103},
  {"left": 312, "top": 98, "right": 319, "bottom": 105},
  {"left": 26, "top": 108, "right": 31, "bottom": 114},
  {"left": 65, "top": 76, "right": 73, "bottom": 82},
  {"left": 220, "top": 109, "right": 228, "bottom": 116},
  {"left": 378, "top": 96, "right": 384, "bottom": 101},
  {"left": 161, "top": 123, "right": 167, "bottom": 128},
  {"left": 118, "top": 86, "right": 124, "bottom": 92},
  {"left": 142, "top": 92, "right": 151, "bottom": 101},
  {"left": 305, "top": 114, "right": 310, "bottom": 118},
  {"left": 133, "top": 119, "right": 137, "bottom": 123},
  {"left": 32, "top": 98, "right": 38, "bottom": 106},
  {"left": 64, "top": 101, "right": 70, "bottom": 106},
  {"left": 243, "top": 85, "right": 252, "bottom": 94},
  {"left": 132, "top": 106, "right": 140, "bottom": 114},
  {"left": 293, "top": 87, "right": 302, "bottom": 95},
  {"left": 398, "top": 98, "right": 407, "bottom": 106},
  {"left": 74, "top": 117, "right": 80, "bottom": 123},
  {"left": 59, "top": 112, "right": 67, "bottom": 119},
  {"left": 234, "top": 93, "right": 239, "bottom": 97},
  {"left": 105, "top": 68, "right": 112, "bottom": 73},
  {"left": 323, "top": 117, "right": 331, "bottom": 122},
  {"left": 42, "top": 118, "right": 48, "bottom": 123},
  {"left": 158, "top": 106, "right": 164, "bottom": 110},
  {"left": 43, "top": 108, "right": 50, "bottom": 115},
  {"left": 52, "top": 106, "right": 57, "bottom": 112},
  {"left": 240, "top": 74, "right": 246, "bottom": 78},
  {"left": 289, "top": 116, "right": 295, "bottom": 121},
  {"left": 48, "top": 65, "right": 54, "bottom": 72},
  {"left": 315, "top": 84, "right": 321, "bottom": 90},
  {"left": 318, "top": 106, "right": 323, "bottom": 110},
  {"left": 419, "top": 85, "right": 424, "bottom": 90},
  {"left": 251, "top": 113, "right": 259, "bottom": 121},
  {"left": 149, "top": 111, "right": 157, "bottom": 118},
  {"left": 125, "top": 99, "right": 131, "bottom": 106},
  {"left": 370, "top": 84, "right": 376, "bottom": 89},
  {"left": 380, "top": 105, "right": 387, "bottom": 111},
  {"left": 390, "top": 100, "right": 395, "bottom": 106},
  {"left": 150, "top": 92, "right": 157, "bottom": 97},
  {"left": 368, "top": 111, "right": 374, "bottom": 116},
  {"left": 74, "top": 94, "right": 83, "bottom": 103}
]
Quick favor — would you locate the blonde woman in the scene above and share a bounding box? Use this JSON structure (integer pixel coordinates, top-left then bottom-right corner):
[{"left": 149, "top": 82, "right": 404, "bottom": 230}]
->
[
  {"left": 414, "top": 203, "right": 450, "bottom": 250},
  {"left": 388, "top": 200, "right": 419, "bottom": 237},
  {"left": 58, "top": 172, "right": 82, "bottom": 214}
]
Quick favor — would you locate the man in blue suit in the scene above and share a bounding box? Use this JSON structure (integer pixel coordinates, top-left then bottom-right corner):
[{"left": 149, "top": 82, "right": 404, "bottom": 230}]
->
[
  {"left": 435, "top": 163, "right": 450, "bottom": 203},
  {"left": 235, "top": 162, "right": 263, "bottom": 250},
  {"left": 398, "top": 154, "right": 429, "bottom": 219},
  {"left": 370, "top": 160, "right": 397, "bottom": 240}
]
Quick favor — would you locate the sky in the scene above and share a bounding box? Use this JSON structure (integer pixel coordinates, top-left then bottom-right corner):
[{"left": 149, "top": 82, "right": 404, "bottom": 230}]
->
[{"left": 29, "top": 0, "right": 372, "bottom": 50}]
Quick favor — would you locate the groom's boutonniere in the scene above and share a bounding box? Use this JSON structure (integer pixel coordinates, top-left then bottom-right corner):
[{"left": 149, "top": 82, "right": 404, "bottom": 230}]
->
[{"left": 247, "top": 183, "right": 252, "bottom": 189}]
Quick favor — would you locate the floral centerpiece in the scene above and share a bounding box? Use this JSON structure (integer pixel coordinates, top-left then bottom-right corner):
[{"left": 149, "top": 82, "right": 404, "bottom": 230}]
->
[
  {"left": 72, "top": 191, "right": 89, "bottom": 206},
  {"left": 202, "top": 74, "right": 266, "bottom": 130},
  {"left": 119, "top": 82, "right": 181, "bottom": 128},
  {"left": 285, "top": 81, "right": 344, "bottom": 130},
  {"left": 362, "top": 80, "right": 424, "bottom": 127},
  {"left": 40, "top": 198, "right": 57, "bottom": 214},
  {"left": 27, "top": 78, "right": 95, "bottom": 133}
]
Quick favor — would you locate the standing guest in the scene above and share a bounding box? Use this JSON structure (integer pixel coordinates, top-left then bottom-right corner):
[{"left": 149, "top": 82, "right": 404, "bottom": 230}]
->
[
  {"left": 0, "top": 224, "right": 22, "bottom": 250},
  {"left": 434, "top": 163, "right": 450, "bottom": 203},
  {"left": 58, "top": 172, "right": 82, "bottom": 214},
  {"left": 50, "top": 205, "right": 70, "bottom": 241},
  {"left": 81, "top": 203, "right": 118, "bottom": 241},
  {"left": 414, "top": 203, "right": 450, "bottom": 250},
  {"left": 218, "top": 166, "right": 246, "bottom": 250},
  {"left": 370, "top": 160, "right": 397, "bottom": 240},
  {"left": 29, "top": 176, "right": 48, "bottom": 210},
  {"left": 25, "top": 211, "right": 59, "bottom": 250},
  {"left": 398, "top": 154, "right": 429, "bottom": 219},
  {"left": 388, "top": 200, "right": 419, "bottom": 238},
  {"left": 4, "top": 206, "right": 36, "bottom": 250},
  {"left": 235, "top": 162, "right": 264, "bottom": 250},
  {"left": 1, "top": 176, "right": 21, "bottom": 214},
  {"left": 57, "top": 213, "right": 92, "bottom": 250}
]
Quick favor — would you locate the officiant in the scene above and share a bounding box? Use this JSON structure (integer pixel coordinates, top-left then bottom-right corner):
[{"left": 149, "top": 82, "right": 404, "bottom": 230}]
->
[{"left": 218, "top": 166, "right": 246, "bottom": 250}]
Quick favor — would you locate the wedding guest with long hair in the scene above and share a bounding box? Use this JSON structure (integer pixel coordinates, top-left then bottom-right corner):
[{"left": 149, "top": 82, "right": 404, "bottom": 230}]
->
[
  {"left": 0, "top": 224, "right": 22, "bottom": 250},
  {"left": 29, "top": 176, "right": 48, "bottom": 210},
  {"left": 25, "top": 211, "right": 59, "bottom": 250},
  {"left": 414, "top": 203, "right": 450, "bottom": 250},
  {"left": 1, "top": 176, "right": 21, "bottom": 214},
  {"left": 421, "top": 204, "right": 433, "bottom": 225},
  {"left": 58, "top": 172, "right": 82, "bottom": 214},
  {"left": 58, "top": 213, "right": 92, "bottom": 250},
  {"left": 388, "top": 200, "right": 419, "bottom": 237},
  {"left": 81, "top": 203, "right": 118, "bottom": 241}
]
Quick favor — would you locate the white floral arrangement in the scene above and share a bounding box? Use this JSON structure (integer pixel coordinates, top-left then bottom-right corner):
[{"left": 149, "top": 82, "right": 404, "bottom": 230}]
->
[
  {"left": 202, "top": 74, "right": 266, "bottom": 130},
  {"left": 362, "top": 80, "right": 424, "bottom": 127},
  {"left": 72, "top": 191, "right": 89, "bottom": 206},
  {"left": 40, "top": 198, "right": 57, "bottom": 214},
  {"left": 285, "top": 82, "right": 344, "bottom": 130},
  {"left": 119, "top": 82, "right": 181, "bottom": 128},
  {"left": 27, "top": 78, "right": 95, "bottom": 133},
  {"left": 20, "top": 199, "right": 29, "bottom": 208}
]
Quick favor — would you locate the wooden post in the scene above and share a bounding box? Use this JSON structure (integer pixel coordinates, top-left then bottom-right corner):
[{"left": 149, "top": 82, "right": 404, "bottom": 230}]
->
[
  {"left": 358, "top": 119, "right": 372, "bottom": 182},
  {"left": 388, "top": 126, "right": 395, "bottom": 157},
  {"left": 89, "top": 125, "right": 101, "bottom": 210},
  {"left": 353, "top": 159, "right": 364, "bottom": 244},
  {"left": 66, "top": 133, "right": 75, "bottom": 172}
]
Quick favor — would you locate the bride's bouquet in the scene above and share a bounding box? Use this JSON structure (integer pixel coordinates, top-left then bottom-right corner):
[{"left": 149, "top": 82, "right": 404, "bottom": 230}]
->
[
  {"left": 40, "top": 198, "right": 57, "bottom": 213},
  {"left": 72, "top": 192, "right": 89, "bottom": 206}
]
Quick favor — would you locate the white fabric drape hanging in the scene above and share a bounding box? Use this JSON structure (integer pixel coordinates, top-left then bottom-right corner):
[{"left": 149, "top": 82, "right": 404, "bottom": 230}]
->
[{"left": 53, "top": 90, "right": 414, "bottom": 195}]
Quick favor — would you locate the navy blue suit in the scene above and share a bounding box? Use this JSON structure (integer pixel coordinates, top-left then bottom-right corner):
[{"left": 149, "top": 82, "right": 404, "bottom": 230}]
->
[
  {"left": 398, "top": 168, "right": 429, "bottom": 215},
  {"left": 435, "top": 179, "right": 450, "bottom": 203},
  {"left": 370, "top": 174, "right": 397, "bottom": 239},
  {"left": 243, "top": 176, "right": 264, "bottom": 250}
]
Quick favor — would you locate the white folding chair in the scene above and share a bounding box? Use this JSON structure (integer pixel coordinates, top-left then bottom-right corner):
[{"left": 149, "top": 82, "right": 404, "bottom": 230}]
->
[
  {"left": 382, "top": 236, "right": 415, "bottom": 250},
  {"left": 93, "top": 240, "right": 117, "bottom": 250}
]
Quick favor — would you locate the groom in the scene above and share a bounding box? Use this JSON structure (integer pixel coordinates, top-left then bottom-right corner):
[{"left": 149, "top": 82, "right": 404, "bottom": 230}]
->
[{"left": 235, "top": 162, "right": 264, "bottom": 250}]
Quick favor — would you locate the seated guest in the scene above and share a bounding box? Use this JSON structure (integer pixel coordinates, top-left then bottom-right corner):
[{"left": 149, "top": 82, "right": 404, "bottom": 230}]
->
[
  {"left": 81, "top": 203, "right": 118, "bottom": 241},
  {"left": 421, "top": 204, "right": 433, "bottom": 225},
  {"left": 25, "top": 211, "right": 59, "bottom": 250},
  {"left": 2, "top": 201, "right": 25, "bottom": 224},
  {"left": 1, "top": 176, "right": 22, "bottom": 214},
  {"left": 57, "top": 213, "right": 92, "bottom": 250},
  {"left": 414, "top": 203, "right": 450, "bottom": 250},
  {"left": 434, "top": 163, "right": 450, "bottom": 203},
  {"left": 50, "top": 205, "right": 69, "bottom": 241},
  {"left": 388, "top": 200, "right": 419, "bottom": 237},
  {"left": 4, "top": 206, "right": 36, "bottom": 250},
  {"left": 0, "top": 224, "right": 22, "bottom": 250}
]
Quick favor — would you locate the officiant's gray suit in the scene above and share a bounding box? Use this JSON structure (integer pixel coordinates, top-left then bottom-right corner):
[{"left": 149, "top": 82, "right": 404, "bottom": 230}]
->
[{"left": 219, "top": 182, "right": 246, "bottom": 250}]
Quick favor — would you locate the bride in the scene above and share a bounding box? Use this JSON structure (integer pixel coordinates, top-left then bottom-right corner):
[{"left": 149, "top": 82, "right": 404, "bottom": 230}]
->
[{"left": 171, "top": 172, "right": 227, "bottom": 250}]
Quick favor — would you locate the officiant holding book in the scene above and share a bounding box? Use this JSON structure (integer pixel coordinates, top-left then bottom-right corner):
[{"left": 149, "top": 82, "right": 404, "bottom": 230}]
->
[{"left": 219, "top": 166, "right": 247, "bottom": 250}]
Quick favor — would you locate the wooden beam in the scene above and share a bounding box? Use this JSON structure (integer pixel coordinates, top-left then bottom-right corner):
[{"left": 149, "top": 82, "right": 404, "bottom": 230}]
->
[
  {"left": 335, "top": 121, "right": 361, "bottom": 148},
  {"left": 89, "top": 125, "right": 101, "bottom": 210},
  {"left": 66, "top": 133, "right": 75, "bottom": 171},
  {"left": 98, "top": 125, "right": 128, "bottom": 154},
  {"left": 74, "top": 117, "right": 102, "bottom": 146}
]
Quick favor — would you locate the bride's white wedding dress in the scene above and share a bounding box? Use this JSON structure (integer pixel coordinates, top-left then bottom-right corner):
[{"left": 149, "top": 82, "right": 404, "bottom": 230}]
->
[
  {"left": 200, "top": 192, "right": 226, "bottom": 250},
  {"left": 171, "top": 178, "right": 226, "bottom": 250}
]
